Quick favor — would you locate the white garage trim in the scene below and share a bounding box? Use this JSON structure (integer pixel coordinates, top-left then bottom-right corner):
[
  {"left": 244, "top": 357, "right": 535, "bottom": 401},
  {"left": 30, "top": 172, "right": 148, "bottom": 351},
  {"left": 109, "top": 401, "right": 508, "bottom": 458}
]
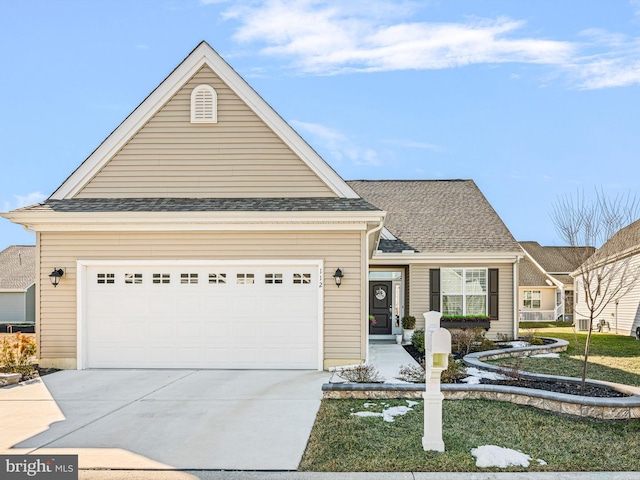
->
[{"left": 77, "top": 259, "right": 324, "bottom": 370}]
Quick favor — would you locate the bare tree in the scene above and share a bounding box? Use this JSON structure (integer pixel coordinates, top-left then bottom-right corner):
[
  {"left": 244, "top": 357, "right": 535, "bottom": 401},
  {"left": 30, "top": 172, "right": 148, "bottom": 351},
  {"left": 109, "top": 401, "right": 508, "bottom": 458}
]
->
[{"left": 551, "top": 189, "right": 640, "bottom": 391}]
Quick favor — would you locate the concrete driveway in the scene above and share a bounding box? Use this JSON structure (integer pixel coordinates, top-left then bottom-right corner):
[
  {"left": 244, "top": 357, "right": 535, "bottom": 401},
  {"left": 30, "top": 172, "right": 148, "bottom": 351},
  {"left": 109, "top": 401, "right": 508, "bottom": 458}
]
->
[{"left": 0, "top": 369, "right": 327, "bottom": 470}]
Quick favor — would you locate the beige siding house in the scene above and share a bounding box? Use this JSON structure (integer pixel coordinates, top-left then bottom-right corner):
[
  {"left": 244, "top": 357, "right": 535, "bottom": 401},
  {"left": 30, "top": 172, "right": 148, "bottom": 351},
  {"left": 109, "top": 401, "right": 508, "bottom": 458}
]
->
[
  {"left": 573, "top": 219, "right": 640, "bottom": 336},
  {"left": 2, "top": 42, "right": 522, "bottom": 370},
  {"left": 518, "top": 242, "right": 595, "bottom": 324}
]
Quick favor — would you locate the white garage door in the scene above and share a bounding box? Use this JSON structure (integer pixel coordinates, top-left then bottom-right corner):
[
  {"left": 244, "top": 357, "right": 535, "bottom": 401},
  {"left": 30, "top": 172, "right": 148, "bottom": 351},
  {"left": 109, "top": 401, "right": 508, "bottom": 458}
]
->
[{"left": 81, "top": 262, "right": 321, "bottom": 369}]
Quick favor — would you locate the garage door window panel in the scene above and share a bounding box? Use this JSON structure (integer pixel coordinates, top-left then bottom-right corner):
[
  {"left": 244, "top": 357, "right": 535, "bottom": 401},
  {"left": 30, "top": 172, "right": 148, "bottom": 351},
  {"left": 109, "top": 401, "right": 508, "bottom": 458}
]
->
[
  {"left": 125, "top": 273, "right": 143, "bottom": 284},
  {"left": 293, "top": 273, "right": 311, "bottom": 284},
  {"left": 153, "top": 273, "right": 171, "bottom": 284},
  {"left": 181, "top": 273, "right": 198, "bottom": 284},
  {"left": 97, "top": 273, "right": 115, "bottom": 284},
  {"left": 237, "top": 273, "right": 255, "bottom": 285},
  {"left": 265, "top": 273, "right": 283, "bottom": 284},
  {"left": 209, "top": 273, "right": 227, "bottom": 284}
]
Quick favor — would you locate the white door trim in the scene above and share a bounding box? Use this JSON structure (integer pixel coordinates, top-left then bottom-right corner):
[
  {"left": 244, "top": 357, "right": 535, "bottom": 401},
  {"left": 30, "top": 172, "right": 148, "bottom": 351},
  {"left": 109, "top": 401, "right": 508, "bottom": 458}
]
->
[{"left": 76, "top": 259, "right": 324, "bottom": 370}]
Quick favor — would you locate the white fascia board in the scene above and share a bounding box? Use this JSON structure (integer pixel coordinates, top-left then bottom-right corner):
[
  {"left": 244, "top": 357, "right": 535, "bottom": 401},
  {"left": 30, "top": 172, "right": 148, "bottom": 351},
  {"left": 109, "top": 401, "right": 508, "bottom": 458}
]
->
[
  {"left": 51, "top": 42, "right": 358, "bottom": 200},
  {"left": 380, "top": 227, "right": 396, "bottom": 240},
  {"left": 6, "top": 210, "right": 385, "bottom": 232},
  {"left": 370, "top": 252, "right": 524, "bottom": 265},
  {"left": 0, "top": 289, "right": 28, "bottom": 293},
  {"left": 521, "top": 250, "right": 563, "bottom": 288}
]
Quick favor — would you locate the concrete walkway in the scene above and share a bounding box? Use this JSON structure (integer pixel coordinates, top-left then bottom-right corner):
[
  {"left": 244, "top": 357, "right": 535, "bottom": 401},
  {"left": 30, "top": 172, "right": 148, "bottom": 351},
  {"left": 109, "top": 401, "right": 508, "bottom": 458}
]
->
[
  {"left": 367, "top": 341, "right": 420, "bottom": 383},
  {"left": 0, "top": 369, "right": 327, "bottom": 470}
]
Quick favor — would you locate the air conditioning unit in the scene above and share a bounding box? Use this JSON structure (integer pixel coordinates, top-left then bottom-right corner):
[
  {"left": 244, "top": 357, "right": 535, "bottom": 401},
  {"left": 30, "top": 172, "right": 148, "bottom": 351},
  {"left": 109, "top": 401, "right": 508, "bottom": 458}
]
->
[{"left": 577, "top": 318, "right": 590, "bottom": 331}]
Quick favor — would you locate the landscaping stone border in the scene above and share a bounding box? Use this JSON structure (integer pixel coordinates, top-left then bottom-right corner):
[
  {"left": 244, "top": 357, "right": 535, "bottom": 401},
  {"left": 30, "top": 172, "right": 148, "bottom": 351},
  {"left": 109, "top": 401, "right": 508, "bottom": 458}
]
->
[{"left": 322, "top": 337, "right": 640, "bottom": 419}]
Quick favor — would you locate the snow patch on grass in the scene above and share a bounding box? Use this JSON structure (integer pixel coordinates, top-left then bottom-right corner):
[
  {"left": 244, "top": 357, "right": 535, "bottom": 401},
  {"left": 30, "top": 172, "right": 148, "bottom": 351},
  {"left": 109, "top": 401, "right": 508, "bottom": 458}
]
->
[
  {"left": 532, "top": 352, "right": 560, "bottom": 358},
  {"left": 461, "top": 367, "right": 509, "bottom": 384},
  {"left": 351, "top": 400, "right": 417, "bottom": 422},
  {"left": 471, "top": 445, "right": 546, "bottom": 468}
]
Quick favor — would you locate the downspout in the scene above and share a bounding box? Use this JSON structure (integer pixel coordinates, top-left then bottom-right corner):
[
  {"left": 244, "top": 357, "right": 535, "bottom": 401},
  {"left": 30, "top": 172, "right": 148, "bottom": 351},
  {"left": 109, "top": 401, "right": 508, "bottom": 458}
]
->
[
  {"left": 365, "top": 218, "right": 385, "bottom": 363},
  {"left": 513, "top": 257, "right": 520, "bottom": 340}
]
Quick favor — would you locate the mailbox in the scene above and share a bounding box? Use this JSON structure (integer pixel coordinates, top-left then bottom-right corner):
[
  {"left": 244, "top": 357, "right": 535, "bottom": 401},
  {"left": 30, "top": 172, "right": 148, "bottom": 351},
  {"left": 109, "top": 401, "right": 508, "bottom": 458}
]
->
[{"left": 421, "top": 311, "right": 452, "bottom": 452}]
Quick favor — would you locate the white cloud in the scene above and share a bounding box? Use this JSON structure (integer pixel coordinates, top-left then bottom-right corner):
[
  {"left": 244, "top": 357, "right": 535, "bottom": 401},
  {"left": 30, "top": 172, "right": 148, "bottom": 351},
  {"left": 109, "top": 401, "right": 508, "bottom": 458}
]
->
[
  {"left": 220, "top": 1, "right": 640, "bottom": 89},
  {"left": 223, "top": 1, "right": 573, "bottom": 74},
  {"left": 383, "top": 138, "right": 446, "bottom": 153},
  {"left": 10, "top": 191, "right": 46, "bottom": 210},
  {"left": 291, "top": 120, "right": 381, "bottom": 166}
]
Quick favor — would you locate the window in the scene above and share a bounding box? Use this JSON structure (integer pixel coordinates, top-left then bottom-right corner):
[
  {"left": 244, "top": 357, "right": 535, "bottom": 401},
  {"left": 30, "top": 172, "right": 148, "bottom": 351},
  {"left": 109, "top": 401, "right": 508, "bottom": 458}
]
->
[
  {"left": 97, "top": 273, "right": 115, "bottom": 284},
  {"left": 180, "top": 273, "right": 198, "bottom": 284},
  {"left": 190, "top": 84, "right": 217, "bottom": 123},
  {"left": 125, "top": 273, "right": 142, "bottom": 284},
  {"left": 293, "top": 273, "right": 311, "bottom": 284},
  {"left": 441, "top": 268, "right": 487, "bottom": 316},
  {"left": 152, "top": 273, "right": 170, "bottom": 284},
  {"left": 236, "top": 273, "right": 254, "bottom": 285},
  {"left": 265, "top": 273, "right": 283, "bottom": 284},
  {"left": 523, "top": 290, "right": 542, "bottom": 309},
  {"left": 209, "top": 273, "right": 227, "bottom": 284}
]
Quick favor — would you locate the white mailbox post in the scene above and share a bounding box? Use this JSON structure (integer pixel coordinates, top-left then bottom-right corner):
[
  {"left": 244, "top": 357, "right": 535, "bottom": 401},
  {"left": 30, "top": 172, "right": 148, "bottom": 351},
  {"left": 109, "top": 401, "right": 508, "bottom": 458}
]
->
[{"left": 422, "top": 311, "right": 452, "bottom": 452}]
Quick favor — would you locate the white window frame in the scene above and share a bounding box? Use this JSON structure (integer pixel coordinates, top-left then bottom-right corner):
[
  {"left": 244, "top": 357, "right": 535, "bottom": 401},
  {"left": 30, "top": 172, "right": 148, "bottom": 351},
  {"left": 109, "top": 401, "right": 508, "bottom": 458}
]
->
[
  {"left": 190, "top": 84, "right": 217, "bottom": 123},
  {"left": 523, "top": 290, "right": 542, "bottom": 309},
  {"left": 441, "top": 268, "right": 488, "bottom": 316}
]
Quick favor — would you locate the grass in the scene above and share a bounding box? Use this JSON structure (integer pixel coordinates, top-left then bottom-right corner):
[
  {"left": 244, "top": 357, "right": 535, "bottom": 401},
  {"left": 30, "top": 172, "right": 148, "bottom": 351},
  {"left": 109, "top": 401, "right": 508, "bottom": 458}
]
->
[
  {"left": 299, "top": 399, "right": 640, "bottom": 472},
  {"left": 519, "top": 321, "right": 573, "bottom": 329},
  {"left": 490, "top": 327, "right": 640, "bottom": 387}
]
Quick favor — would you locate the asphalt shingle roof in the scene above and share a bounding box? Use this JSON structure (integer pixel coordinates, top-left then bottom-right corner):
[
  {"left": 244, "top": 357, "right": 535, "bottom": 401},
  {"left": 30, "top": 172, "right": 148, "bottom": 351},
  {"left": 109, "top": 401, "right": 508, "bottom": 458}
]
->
[
  {"left": 518, "top": 257, "right": 550, "bottom": 287},
  {"left": 18, "top": 197, "right": 380, "bottom": 213},
  {"left": 347, "top": 180, "right": 520, "bottom": 254},
  {"left": 0, "top": 245, "right": 35, "bottom": 290},
  {"left": 519, "top": 241, "right": 595, "bottom": 274}
]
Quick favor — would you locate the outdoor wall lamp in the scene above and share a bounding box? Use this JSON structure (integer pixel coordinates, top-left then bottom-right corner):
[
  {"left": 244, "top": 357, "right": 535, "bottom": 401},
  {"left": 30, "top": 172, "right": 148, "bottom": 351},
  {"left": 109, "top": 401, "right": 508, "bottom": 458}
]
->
[
  {"left": 333, "top": 268, "right": 344, "bottom": 287},
  {"left": 49, "top": 268, "right": 64, "bottom": 288}
]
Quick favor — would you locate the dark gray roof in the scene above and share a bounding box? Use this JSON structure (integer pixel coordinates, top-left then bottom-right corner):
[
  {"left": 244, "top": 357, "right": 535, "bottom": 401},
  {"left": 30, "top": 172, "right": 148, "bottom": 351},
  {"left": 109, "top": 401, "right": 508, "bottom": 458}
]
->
[
  {"left": 347, "top": 180, "right": 520, "bottom": 253},
  {"left": 590, "top": 218, "right": 640, "bottom": 263},
  {"left": 0, "top": 246, "right": 35, "bottom": 290},
  {"left": 519, "top": 242, "right": 594, "bottom": 274},
  {"left": 18, "top": 197, "right": 380, "bottom": 213}
]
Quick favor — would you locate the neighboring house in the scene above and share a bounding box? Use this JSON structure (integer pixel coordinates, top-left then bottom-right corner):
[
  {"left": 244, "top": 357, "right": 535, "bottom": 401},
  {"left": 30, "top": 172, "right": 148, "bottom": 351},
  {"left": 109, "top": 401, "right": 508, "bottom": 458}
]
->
[
  {"left": 518, "top": 241, "right": 595, "bottom": 323},
  {"left": 573, "top": 219, "right": 640, "bottom": 336},
  {"left": 0, "top": 245, "right": 36, "bottom": 326},
  {"left": 1, "top": 42, "right": 521, "bottom": 370}
]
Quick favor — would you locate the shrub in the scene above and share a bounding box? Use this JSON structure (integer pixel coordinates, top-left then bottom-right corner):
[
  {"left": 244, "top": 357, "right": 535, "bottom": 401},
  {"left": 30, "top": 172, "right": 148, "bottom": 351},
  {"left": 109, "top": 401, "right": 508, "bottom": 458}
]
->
[
  {"left": 336, "top": 364, "right": 383, "bottom": 383},
  {"left": 395, "top": 363, "right": 425, "bottom": 383},
  {"left": 1, "top": 332, "right": 37, "bottom": 378},
  {"left": 396, "top": 355, "right": 466, "bottom": 384},
  {"left": 478, "top": 338, "right": 498, "bottom": 352},
  {"left": 441, "top": 356, "right": 467, "bottom": 383},
  {"left": 529, "top": 337, "right": 544, "bottom": 346},
  {"left": 451, "top": 327, "right": 485, "bottom": 356},
  {"left": 402, "top": 315, "right": 416, "bottom": 329},
  {"left": 499, "top": 356, "right": 524, "bottom": 384},
  {"left": 411, "top": 329, "right": 425, "bottom": 353},
  {"left": 441, "top": 315, "right": 491, "bottom": 323}
]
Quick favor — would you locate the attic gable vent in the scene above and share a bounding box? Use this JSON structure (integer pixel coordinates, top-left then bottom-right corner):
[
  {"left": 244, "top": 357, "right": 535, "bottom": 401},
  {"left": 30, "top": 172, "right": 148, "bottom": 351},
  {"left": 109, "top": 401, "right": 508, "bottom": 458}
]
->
[{"left": 190, "top": 84, "right": 217, "bottom": 123}]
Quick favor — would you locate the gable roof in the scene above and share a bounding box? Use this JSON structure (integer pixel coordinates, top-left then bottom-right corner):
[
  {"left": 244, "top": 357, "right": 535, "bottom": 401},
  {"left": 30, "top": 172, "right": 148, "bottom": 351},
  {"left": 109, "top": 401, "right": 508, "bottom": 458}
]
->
[
  {"left": 0, "top": 245, "right": 35, "bottom": 291},
  {"left": 519, "top": 241, "right": 595, "bottom": 287},
  {"left": 519, "top": 257, "right": 553, "bottom": 287},
  {"left": 588, "top": 218, "right": 640, "bottom": 265},
  {"left": 50, "top": 41, "right": 358, "bottom": 200},
  {"left": 347, "top": 180, "right": 521, "bottom": 254}
]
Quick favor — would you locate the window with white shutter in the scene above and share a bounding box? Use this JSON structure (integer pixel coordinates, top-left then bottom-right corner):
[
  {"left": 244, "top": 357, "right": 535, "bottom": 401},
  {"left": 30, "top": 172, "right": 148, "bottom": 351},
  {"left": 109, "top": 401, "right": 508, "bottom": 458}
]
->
[{"left": 190, "top": 84, "right": 217, "bottom": 123}]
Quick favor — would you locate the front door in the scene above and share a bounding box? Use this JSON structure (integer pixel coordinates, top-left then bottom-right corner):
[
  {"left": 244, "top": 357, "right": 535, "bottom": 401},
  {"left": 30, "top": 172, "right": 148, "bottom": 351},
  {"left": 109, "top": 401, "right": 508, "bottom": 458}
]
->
[{"left": 369, "top": 281, "right": 392, "bottom": 334}]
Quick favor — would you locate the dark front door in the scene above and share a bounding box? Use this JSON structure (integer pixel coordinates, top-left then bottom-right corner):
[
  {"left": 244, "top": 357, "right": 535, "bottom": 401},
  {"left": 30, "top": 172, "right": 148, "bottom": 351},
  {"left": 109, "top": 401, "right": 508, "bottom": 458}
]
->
[{"left": 369, "top": 281, "right": 392, "bottom": 334}]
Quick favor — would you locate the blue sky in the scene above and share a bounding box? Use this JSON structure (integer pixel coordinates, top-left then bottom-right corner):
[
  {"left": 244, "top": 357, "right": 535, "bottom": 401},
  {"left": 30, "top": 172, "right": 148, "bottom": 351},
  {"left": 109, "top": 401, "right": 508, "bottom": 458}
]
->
[{"left": 1, "top": 0, "right": 639, "bottom": 250}]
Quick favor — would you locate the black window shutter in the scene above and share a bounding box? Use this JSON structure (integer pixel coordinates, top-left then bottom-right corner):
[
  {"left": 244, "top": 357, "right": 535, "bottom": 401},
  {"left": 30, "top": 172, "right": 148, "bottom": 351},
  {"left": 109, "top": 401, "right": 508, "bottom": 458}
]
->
[
  {"left": 488, "top": 268, "right": 499, "bottom": 320},
  {"left": 430, "top": 269, "right": 440, "bottom": 312}
]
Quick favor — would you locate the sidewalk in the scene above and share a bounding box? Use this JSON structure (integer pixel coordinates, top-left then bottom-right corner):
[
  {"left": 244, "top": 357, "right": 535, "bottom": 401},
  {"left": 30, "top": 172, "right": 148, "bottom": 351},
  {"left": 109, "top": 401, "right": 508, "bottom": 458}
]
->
[
  {"left": 367, "top": 341, "right": 420, "bottom": 382},
  {"left": 78, "top": 470, "right": 640, "bottom": 479}
]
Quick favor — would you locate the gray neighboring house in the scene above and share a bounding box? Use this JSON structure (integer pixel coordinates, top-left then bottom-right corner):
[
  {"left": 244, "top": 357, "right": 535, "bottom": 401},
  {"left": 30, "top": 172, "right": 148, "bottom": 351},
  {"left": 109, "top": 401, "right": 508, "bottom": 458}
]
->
[
  {"left": 0, "top": 245, "right": 36, "bottom": 326},
  {"left": 518, "top": 241, "right": 595, "bottom": 323}
]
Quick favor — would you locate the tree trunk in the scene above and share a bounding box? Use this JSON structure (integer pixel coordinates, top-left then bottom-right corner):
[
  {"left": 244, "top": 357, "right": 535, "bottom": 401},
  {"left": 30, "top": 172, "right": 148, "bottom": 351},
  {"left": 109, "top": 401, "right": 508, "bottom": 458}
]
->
[{"left": 581, "top": 315, "right": 594, "bottom": 392}]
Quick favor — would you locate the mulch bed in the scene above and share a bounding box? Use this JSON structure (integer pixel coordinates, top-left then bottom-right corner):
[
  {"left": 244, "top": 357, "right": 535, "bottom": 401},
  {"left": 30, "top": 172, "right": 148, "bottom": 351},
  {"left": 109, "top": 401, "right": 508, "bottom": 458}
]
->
[{"left": 403, "top": 345, "right": 629, "bottom": 398}]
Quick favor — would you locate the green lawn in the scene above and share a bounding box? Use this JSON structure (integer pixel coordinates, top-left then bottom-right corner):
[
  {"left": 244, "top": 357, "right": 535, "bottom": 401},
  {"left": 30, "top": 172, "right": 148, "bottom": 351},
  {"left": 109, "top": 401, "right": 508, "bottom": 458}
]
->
[
  {"left": 299, "top": 399, "right": 640, "bottom": 472},
  {"left": 491, "top": 328, "right": 640, "bottom": 387}
]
